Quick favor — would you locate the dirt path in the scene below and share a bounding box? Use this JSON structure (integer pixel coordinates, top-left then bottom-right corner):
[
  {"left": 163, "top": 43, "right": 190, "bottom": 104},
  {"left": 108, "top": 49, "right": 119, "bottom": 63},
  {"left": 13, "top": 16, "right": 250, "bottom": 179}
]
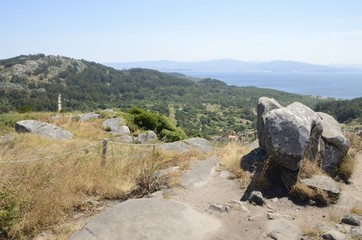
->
[
  {"left": 70, "top": 153, "right": 362, "bottom": 240},
  {"left": 171, "top": 153, "right": 362, "bottom": 239}
]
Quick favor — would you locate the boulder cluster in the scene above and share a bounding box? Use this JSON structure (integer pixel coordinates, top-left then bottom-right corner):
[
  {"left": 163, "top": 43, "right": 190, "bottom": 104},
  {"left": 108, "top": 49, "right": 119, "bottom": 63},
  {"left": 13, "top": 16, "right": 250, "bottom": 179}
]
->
[
  {"left": 243, "top": 97, "right": 350, "bottom": 205},
  {"left": 257, "top": 97, "right": 349, "bottom": 174}
]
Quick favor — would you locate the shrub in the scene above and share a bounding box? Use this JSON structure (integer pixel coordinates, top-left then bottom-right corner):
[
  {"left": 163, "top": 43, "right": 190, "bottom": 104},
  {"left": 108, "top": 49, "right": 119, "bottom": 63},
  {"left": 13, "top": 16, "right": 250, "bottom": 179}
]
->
[
  {"left": 18, "top": 105, "right": 32, "bottom": 113},
  {"left": 160, "top": 128, "right": 186, "bottom": 142},
  {"left": 129, "top": 107, "right": 187, "bottom": 142}
]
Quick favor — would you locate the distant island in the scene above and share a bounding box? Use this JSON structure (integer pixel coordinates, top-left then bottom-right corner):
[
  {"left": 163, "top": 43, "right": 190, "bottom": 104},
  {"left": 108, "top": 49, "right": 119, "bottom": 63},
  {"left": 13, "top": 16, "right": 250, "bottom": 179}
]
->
[{"left": 105, "top": 59, "right": 362, "bottom": 73}]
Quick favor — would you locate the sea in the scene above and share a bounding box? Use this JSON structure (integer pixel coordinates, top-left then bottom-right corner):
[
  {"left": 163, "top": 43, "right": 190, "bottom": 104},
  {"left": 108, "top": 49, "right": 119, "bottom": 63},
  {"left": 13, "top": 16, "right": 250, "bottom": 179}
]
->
[{"left": 180, "top": 71, "right": 362, "bottom": 100}]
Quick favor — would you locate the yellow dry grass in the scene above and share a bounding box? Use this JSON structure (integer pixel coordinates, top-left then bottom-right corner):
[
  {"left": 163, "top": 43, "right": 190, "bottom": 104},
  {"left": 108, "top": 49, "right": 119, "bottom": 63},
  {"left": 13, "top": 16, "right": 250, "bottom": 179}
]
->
[
  {"left": 290, "top": 159, "right": 331, "bottom": 205},
  {"left": 300, "top": 224, "right": 323, "bottom": 240},
  {"left": 217, "top": 142, "right": 250, "bottom": 187},
  {"left": 351, "top": 206, "right": 362, "bottom": 216},
  {"left": 0, "top": 118, "right": 205, "bottom": 239}
]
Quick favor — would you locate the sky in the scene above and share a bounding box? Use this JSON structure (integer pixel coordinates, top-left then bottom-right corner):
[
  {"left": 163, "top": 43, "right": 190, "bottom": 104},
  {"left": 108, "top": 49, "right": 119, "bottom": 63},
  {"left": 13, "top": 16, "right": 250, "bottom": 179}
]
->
[{"left": 1, "top": 0, "right": 362, "bottom": 64}]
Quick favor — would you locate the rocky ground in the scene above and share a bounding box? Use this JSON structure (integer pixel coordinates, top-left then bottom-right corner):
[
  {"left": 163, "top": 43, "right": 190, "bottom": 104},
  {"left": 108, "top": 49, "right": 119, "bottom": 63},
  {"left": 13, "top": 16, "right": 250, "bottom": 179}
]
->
[{"left": 68, "top": 151, "right": 362, "bottom": 240}]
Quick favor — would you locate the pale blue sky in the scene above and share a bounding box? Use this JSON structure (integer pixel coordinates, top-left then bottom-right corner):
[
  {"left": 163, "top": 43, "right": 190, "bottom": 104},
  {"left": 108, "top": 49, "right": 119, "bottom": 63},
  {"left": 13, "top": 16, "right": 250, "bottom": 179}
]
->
[{"left": 1, "top": 0, "right": 362, "bottom": 64}]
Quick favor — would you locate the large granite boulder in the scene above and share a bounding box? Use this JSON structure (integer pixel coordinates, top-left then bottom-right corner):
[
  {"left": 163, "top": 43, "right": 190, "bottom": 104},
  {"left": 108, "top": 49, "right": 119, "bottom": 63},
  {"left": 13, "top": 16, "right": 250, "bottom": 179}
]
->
[
  {"left": 258, "top": 99, "right": 323, "bottom": 171},
  {"left": 317, "top": 112, "right": 349, "bottom": 173},
  {"left": 15, "top": 120, "right": 73, "bottom": 140},
  {"left": 257, "top": 97, "right": 349, "bottom": 172}
]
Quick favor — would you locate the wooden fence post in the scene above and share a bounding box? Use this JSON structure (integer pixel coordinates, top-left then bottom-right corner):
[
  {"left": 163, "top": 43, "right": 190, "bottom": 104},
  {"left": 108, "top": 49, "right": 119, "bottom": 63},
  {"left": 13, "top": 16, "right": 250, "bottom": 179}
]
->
[{"left": 101, "top": 138, "right": 108, "bottom": 166}]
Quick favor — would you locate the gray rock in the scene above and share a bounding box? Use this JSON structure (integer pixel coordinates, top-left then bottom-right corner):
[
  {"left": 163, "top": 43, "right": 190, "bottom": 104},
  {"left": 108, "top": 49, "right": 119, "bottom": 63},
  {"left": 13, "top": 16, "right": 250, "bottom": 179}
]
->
[
  {"left": 300, "top": 175, "right": 340, "bottom": 195},
  {"left": 256, "top": 97, "right": 349, "bottom": 176},
  {"left": 248, "top": 191, "right": 265, "bottom": 206},
  {"left": 138, "top": 130, "right": 158, "bottom": 143},
  {"left": 266, "top": 218, "right": 300, "bottom": 240},
  {"left": 69, "top": 198, "right": 221, "bottom": 240},
  {"left": 117, "top": 126, "right": 131, "bottom": 135},
  {"left": 261, "top": 102, "right": 323, "bottom": 171},
  {"left": 15, "top": 120, "right": 73, "bottom": 140},
  {"left": 209, "top": 203, "right": 232, "bottom": 213},
  {"left": 257, "top": 97, "right": 282, "bottom": 150},
  {"left": 102, "top": 118, "right": 127, "bottom": 133},
  {"left": 341, "top": 214, "right": 361, "bottom": 226},
  {"left": 50, "top": 115, "right": 60, "bottom": 120},
  {"left": 267, "top": 212, "right": 283, "bottom": 220},
  {"left": 79, "top": 112, "right": 100, "bottom": 121},
  {"left": 322, "top": 229, "right": 346, "bottom": 240},
  {"left": 317, "top": 112, "right": 349, "bottom": 173},
  {"left": 114, "top": 135, "right": 134, "bottom": 143},
  {"left": 220, "top": 170, "right": 231, "bottom": 179}
]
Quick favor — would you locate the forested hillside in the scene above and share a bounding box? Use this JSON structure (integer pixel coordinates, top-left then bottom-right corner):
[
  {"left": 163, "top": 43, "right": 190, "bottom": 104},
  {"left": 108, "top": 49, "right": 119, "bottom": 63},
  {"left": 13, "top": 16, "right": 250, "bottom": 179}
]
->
[
  {"left": 315, "top": 97, "right": 362, "bottom": 124},
  {"left": 0, "top": 54, "right": 323, "bottom": 137}
]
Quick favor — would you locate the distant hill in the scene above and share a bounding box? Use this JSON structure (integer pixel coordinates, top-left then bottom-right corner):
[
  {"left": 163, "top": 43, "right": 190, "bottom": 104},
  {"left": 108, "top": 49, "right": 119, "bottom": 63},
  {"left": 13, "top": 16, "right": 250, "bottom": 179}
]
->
[
  {"left": 106, "top": 59, "right": 362, "bottom": 73},
  {"left": 0, "top": 54, "right": 322, "bottom": 137}
]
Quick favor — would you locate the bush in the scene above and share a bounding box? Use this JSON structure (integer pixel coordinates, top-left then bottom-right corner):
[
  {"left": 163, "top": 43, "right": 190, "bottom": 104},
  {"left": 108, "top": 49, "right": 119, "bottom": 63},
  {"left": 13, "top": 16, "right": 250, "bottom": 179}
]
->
[
  {"left": 18, "top": 105, "right": 33, "bottom": 113},
  {"left": 130, "top": 107, "right": 187, "bottom": 142},
  {"left": 160, "top": 128, "right": 186, "bottom": 142}
]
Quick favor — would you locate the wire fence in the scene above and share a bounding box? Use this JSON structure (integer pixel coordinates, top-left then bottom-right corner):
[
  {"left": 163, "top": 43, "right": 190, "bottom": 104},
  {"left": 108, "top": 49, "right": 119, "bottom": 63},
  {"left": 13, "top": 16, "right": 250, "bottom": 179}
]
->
[
  {"left": 0, "top": 138, "right": 246, "bottom": 165},
  {"left": 0, "top": 142, "right": 101, "bottom": 164}
]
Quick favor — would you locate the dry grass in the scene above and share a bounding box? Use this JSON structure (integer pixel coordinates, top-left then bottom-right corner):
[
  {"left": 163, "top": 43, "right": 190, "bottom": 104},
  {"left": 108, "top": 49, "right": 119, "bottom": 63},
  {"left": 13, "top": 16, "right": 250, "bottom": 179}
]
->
[
  {"left": 333, "top": 131, "right": 361, "bottom": 183},
  {"left": 290, "top": 159, "right": 331, "bottom": 205},
  {"left": 350, "top": 206, "right": 362, "bottom": 216},
  {"left": 300, "top": 224, "right": 323, "bottom": 240},
  {"left": 0, "top": 118, "right": 205, "bottom": 239},
  {"left": 249, "top": 155, "right": 275, "bottom": 190},
  {"left": 299, "top": 158, "right": 326, "bottom": 179},
  {"left": 217, "top": 142, "right": 250, "bottom": 186}
]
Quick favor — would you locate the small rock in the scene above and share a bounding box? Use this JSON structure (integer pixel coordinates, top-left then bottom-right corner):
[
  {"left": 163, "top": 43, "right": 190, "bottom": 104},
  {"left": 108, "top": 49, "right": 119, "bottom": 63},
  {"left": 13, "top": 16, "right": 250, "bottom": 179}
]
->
[
  {"left": 138, "top": 130, "right": 158, "bottom": 143},
  {"left": 228, "top": 200, "right": 245, "bottom": 210},
  {"left": 321, "top": 229, "right": 346, "bottom": 240},
  {"left": 50, "top": 115, "right": 60, "bottom": 120},
  {"left": 267, "top": 213, "right": 282, "bottom": 220},
  {"left": 248, "top": 191, "right": 265, "bottom": 206},
  {"left": 102, "top": 118, "right": 126, "bottom": 133},
  {"left": 79, "top": 112, "right": 100, "bottom": 121},
  {"left": 240, "top": 206, "right": 250, "bottom": 213},
  {"left": 341, "top": 214, "right": 361, "bottom": 226},
  {"left": 300, "top": 175, "right": 340, "bottom": 195},
  {"left": 350, "top": 227, "right": 362, "bottom": 238},
  {"left": 209, "top": 203, "right": 232, "bottom": 213},
  {"left": 220, "top": 170, "right": 231, "bottom": 179},
  {"left": 266, "top": 218, "right": 300, "bottom": 240}
]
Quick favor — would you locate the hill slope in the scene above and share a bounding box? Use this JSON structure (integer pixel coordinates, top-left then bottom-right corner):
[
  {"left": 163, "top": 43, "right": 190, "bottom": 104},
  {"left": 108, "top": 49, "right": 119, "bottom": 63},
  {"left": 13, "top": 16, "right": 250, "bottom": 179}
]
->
[{"left": 0, "top": 54, "right": 320, "bottom": 137}]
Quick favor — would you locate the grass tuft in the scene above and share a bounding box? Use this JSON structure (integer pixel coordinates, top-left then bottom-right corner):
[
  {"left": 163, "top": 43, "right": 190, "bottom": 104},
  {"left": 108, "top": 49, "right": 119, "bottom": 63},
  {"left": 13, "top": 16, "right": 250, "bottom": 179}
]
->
[
  {"left": 351, "top": 206, "right": 362, "bottom": 216},
  {"left": 300, "top": 224, "right": 323, "bottom": 240}
]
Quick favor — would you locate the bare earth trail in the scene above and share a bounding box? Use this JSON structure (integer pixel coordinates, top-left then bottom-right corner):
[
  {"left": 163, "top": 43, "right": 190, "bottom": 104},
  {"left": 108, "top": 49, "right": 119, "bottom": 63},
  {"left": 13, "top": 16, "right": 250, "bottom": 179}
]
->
[{"left": 70, "top": 153, "right": 362, "bottom": 240}]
